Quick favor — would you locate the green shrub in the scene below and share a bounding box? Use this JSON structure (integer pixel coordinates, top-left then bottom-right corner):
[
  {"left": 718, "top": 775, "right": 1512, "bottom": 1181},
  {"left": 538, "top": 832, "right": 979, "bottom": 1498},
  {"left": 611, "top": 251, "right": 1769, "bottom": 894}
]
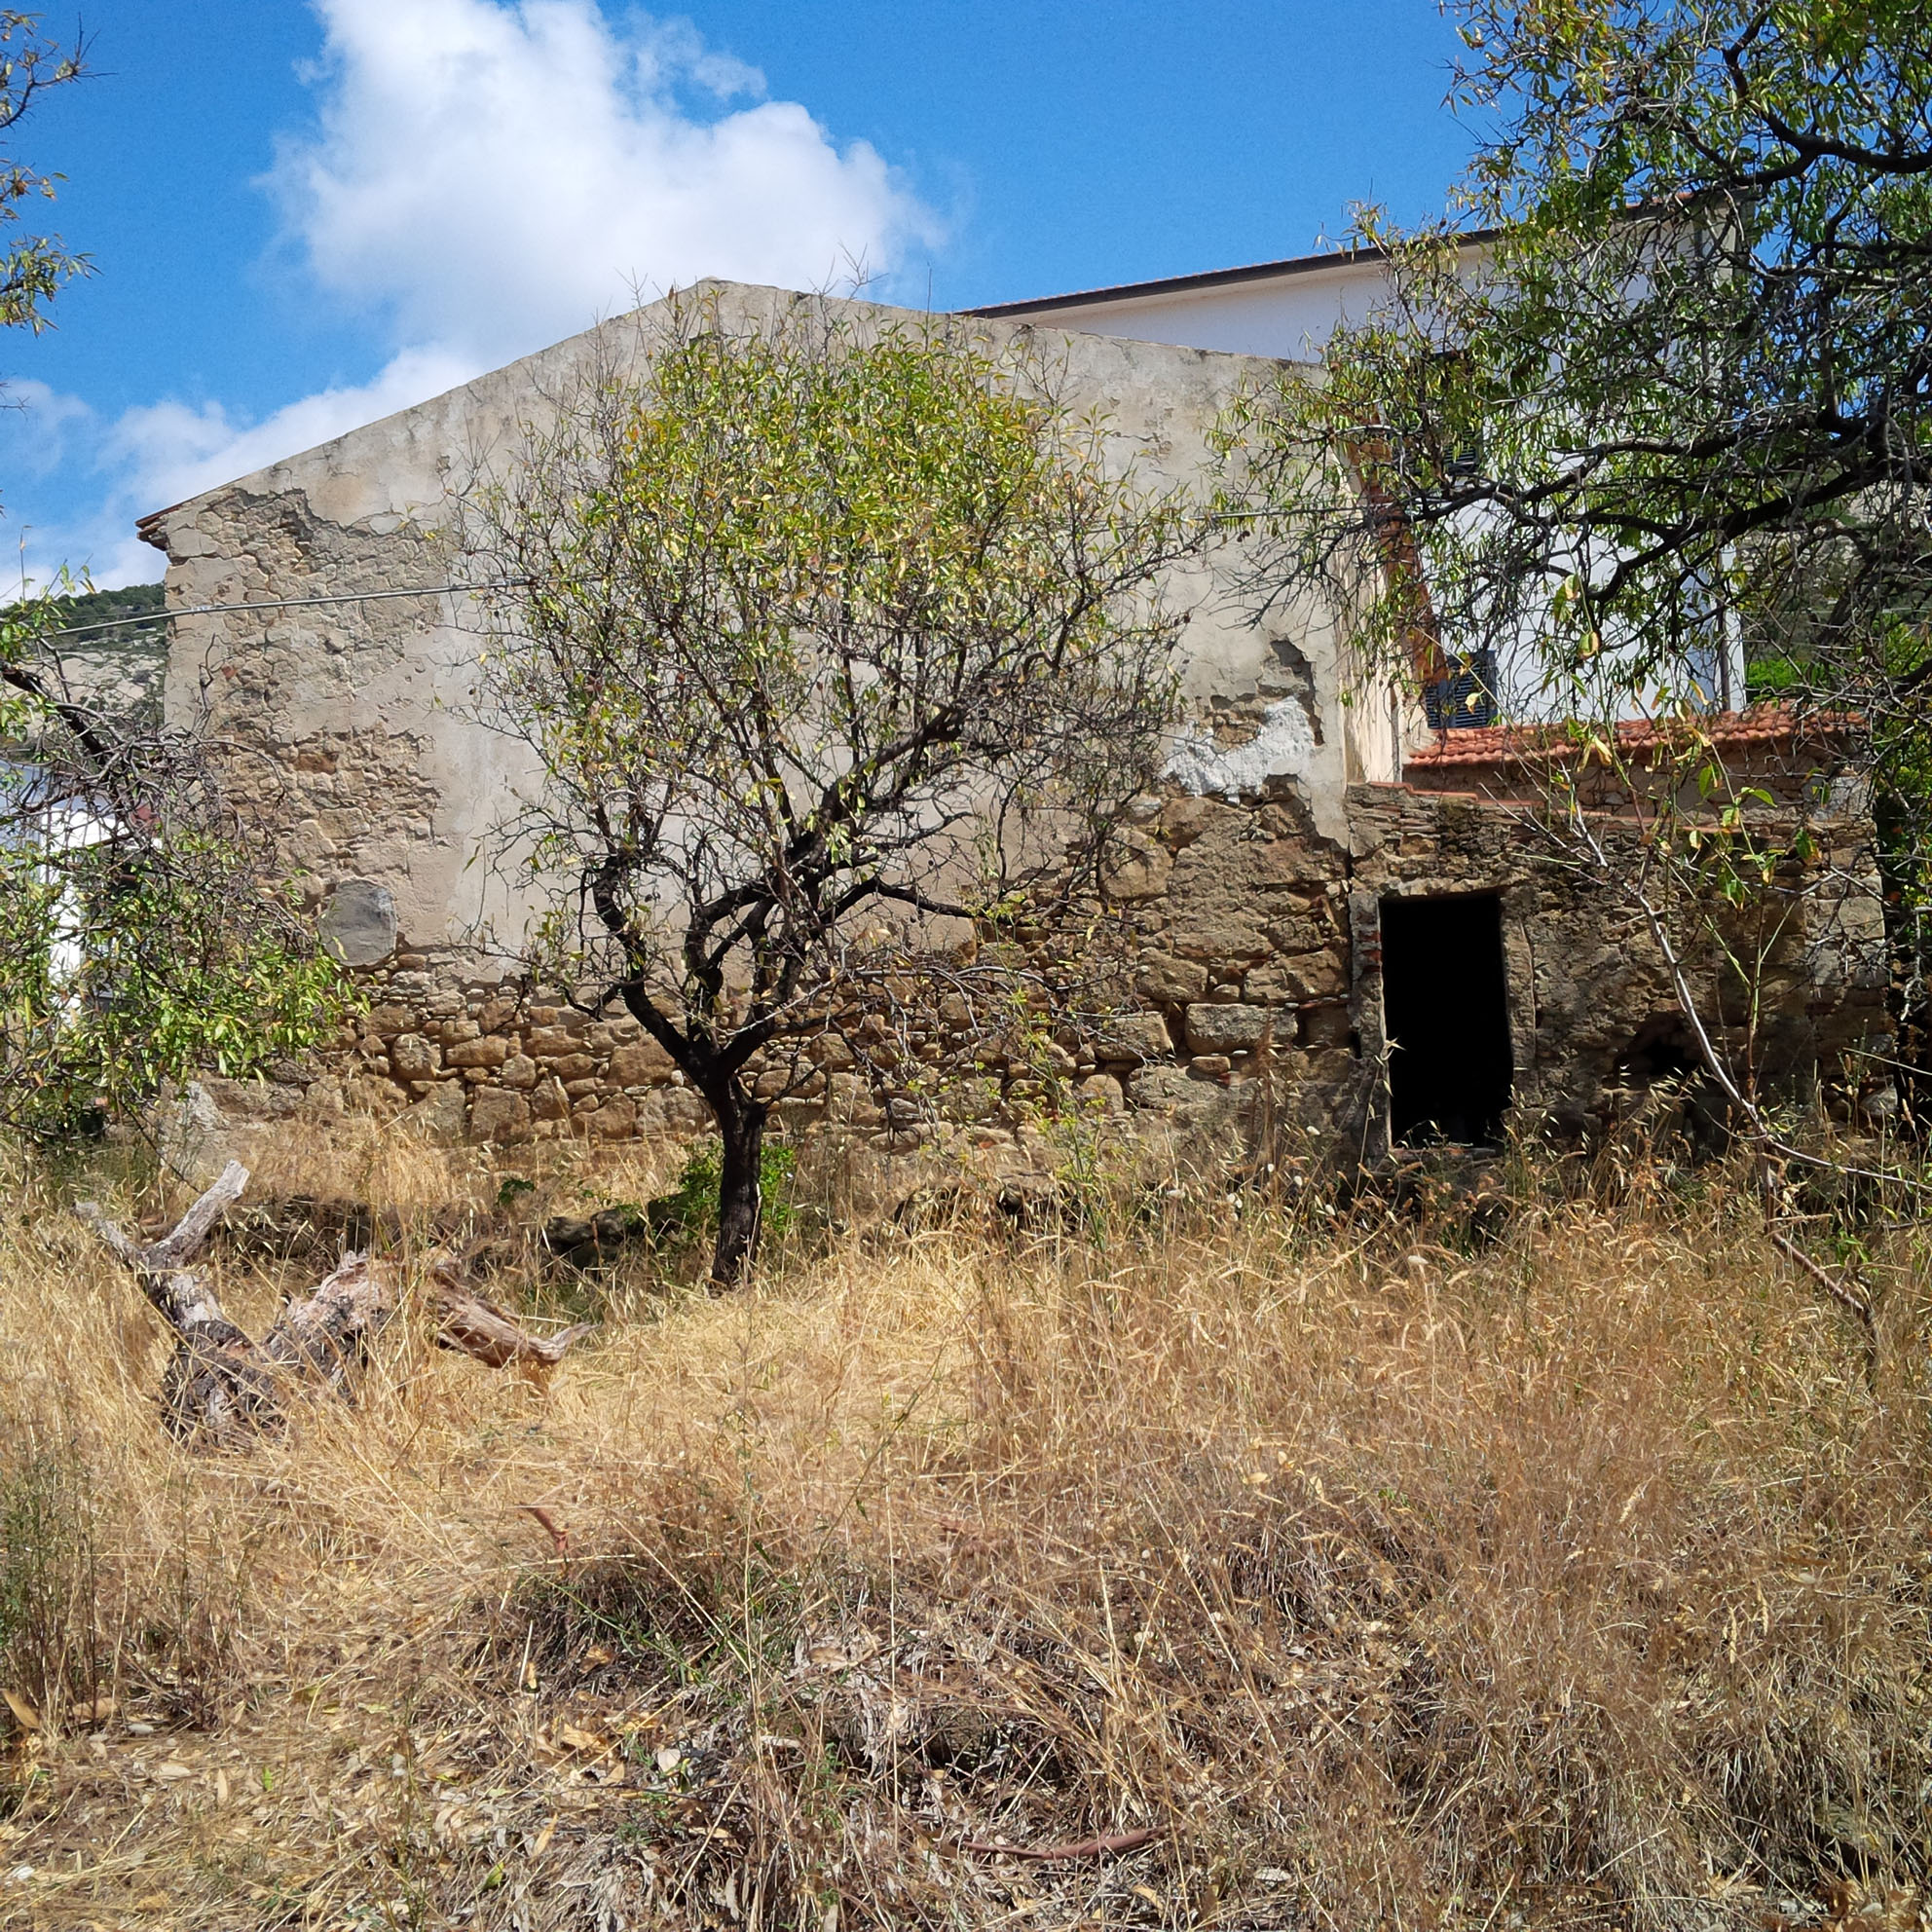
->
[{"left": 649, "top": 1139, "right": 797, "bottom": 1248}]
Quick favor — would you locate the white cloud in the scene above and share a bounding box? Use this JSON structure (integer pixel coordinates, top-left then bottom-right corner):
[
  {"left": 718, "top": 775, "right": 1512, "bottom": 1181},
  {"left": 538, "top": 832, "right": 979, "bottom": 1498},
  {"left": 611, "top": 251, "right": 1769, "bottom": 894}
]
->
[
  {"left": 5, "top": 380, "right": 94, "bottom": 481},
  {"left": 16, "top": 0, "right": 938, "bottom": 589},
  {"left": 269, "top": 0, "right": 936, "bottom": 363},
  {"left": 105, "top": 346, "right": 476, "bottom": 518},
  {"left": 8, "top": 348, "right": 475, "bottom": 590}
]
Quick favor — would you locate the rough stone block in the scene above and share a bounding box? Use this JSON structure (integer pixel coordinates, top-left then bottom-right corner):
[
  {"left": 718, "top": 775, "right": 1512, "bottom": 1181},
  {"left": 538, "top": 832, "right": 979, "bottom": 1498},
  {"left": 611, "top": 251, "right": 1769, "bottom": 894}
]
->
[
  {"left": 1096, "top": 1011, "right": 1171, "bottom": 1063},
  {"left": 1124, "top": 1060, "right": 1242, "bottom": 1133},
  {"left": 585, "top": 1018, "right": 642, "bottom": 1052},
  {"left": 639, "top": 1088, "right": 713, "bottom": 1134},
  {"left": 532, "top": 1078, "right": 571, "bottom": 1122},
  {"left": 500, "top": 1054, "right": 539, "bottom": 1090},
  {"left": 469, "top": 1088, "right": 532, "bottom": 1143},
  {"left": 318, "top": 878, "right": 396, "bottom": 967},
  {"left": 811, "top": 1032, "right": 858, "bottom": 1070},
  {"left": 362, "top": 1003, "right": 413, "bottom": 1038},
  {"left": 445, "top": 1035, "right": 508, "bottom": 1069},
  {"left": 1134, "top": 954, "right": 1207, "bottom": 1004},
  {"left": 609, "top": 1040, "right": 675, "bottom": 1085},
  {"left": 1278, "top": 951, "right": 1349, "bottom": 1001},
  {"left": 1102, "top": 832, "right": 1173, "bottom": 902},
  {"left": 1074, "top": 1072, "right": 1124, "bottom": 1113},
  {"left": 389, "top": 1033, "right": 441, "bottom": 1079},
  {"left": 345, "top": 1072, "right": 407, "bottom": 1116},
  {"left": 1263, "top": 913, "right": 1328, "bottom": 955},
  {"left": 524, "top": 1025, "right": 582, "bottom": 1059},
  {"left": 588, "top": 1096, "right": 637, "bottom": 1139},
  {"left": 1169, "top": 917, "right": 1271, "bottom": 966},
  {"left": 937, "top": 1075, "right": 1003, "bottom": 1123},
  {"left": 549, "top": 1053, "right": 597, "bottom": 1081},
  {"left": 1183, "top": 1002, "right": 1272, "bottom": 1055},
  {"left": 402, "top": 1080, "right": 467, "bottom": 1143}
]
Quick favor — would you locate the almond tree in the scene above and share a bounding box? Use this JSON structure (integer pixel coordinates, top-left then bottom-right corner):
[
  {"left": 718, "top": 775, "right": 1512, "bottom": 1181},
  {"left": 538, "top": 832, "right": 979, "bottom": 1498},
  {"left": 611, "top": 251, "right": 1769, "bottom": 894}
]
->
[{"left": 464, "top": 299, "right": 1188, "bottom": 1284}]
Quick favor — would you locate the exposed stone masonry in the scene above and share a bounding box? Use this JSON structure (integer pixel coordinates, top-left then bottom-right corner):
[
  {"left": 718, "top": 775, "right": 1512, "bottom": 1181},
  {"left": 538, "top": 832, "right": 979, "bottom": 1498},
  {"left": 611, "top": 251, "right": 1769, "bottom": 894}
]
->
[{"left": 201, "top": 778, "right": 1891, "bottom": 1159}]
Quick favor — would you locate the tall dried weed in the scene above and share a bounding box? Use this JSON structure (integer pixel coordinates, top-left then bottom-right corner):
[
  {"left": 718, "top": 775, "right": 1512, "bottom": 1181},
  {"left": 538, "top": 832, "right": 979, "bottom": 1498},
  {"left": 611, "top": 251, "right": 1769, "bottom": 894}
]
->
[{"left": 0, "top": 1128, "right": 1927, "bottom": 1930}]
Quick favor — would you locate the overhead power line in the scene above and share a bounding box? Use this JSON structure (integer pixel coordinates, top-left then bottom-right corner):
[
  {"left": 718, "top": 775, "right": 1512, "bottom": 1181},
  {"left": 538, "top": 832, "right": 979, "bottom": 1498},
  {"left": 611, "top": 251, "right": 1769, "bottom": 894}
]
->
[{"left": 40, "top": 579, "right": 526, "bottom": 645}]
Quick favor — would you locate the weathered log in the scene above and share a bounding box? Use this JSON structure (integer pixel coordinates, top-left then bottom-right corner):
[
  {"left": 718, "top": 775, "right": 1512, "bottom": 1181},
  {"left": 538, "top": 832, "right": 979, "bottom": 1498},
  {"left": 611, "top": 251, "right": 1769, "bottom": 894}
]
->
[
  {"left": 77, "top": 1162, "right": 287, "bottom": 1441},
  {"left": 78, "top": 1165, "right": 592, "bottom": 1443},
  {"left": 263, "top": 1251, "right": 397, "bottom": 1393},
  {"left": 427, "top": 1261, "right": 594, "bottom": 1370}
]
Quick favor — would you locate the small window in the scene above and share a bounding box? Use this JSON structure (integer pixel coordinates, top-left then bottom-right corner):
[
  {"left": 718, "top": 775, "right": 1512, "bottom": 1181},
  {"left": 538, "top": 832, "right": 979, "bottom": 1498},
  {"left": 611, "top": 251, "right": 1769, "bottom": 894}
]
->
[
  {"left": 1380, "top": 892, "right": 1512, "bottom": 1145},
  {"left": 1423, "top": 650, "right": 1499, "bottom": 730}
]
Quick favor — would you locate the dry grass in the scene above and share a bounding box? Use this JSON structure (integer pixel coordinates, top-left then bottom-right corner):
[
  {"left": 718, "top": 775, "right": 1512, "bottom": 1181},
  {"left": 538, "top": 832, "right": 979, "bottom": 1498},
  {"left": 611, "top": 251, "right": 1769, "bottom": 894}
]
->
[{"left": 2, "top": 1124, "right": 1931, "bottom": 1931}]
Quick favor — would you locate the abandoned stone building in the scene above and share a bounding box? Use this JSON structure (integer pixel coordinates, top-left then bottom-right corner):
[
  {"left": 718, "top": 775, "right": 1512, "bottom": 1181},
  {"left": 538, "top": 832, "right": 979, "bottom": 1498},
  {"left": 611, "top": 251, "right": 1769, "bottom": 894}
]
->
[{"left": 133, "top": 256, "right": 1891, "bottom": 1162}]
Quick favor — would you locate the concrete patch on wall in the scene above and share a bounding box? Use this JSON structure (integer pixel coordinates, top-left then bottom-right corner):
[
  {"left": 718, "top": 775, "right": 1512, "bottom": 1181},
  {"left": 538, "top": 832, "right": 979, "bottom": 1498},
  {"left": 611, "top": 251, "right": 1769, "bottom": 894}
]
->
[
  {"left": 1164, "top": 700, "right": 1317, "bottom": 802},
  {"left": 319, "top": 879, "right": 398, "bottom": 967}
]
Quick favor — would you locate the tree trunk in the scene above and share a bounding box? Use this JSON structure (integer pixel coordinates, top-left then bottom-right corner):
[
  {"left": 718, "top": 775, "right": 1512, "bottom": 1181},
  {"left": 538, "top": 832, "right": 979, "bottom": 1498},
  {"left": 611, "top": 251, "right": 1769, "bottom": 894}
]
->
[{"left": 709, "top": 1092, "right": 768, "bottom": 1289}]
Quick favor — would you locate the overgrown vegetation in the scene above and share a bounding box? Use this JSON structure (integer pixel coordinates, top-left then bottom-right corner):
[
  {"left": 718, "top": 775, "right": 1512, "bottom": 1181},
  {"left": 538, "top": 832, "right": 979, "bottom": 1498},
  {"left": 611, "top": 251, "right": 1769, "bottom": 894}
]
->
[
  {"left": 0, "top": 1427, "right": 102, "bottom": 1762},
  {"left": 0, "top": 17, "right": 343, "bottom": 1137},
  {"left": 2, "top": 1121, "right": 1929, "bottom": 1928},
  {"left": 648, "top": 1135, "right": 799, "bottom": 1251}
]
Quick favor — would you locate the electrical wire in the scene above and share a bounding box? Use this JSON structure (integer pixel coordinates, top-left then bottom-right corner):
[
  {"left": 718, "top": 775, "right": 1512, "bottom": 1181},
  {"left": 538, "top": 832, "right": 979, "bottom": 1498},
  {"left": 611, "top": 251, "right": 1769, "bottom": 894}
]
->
[{"left": 39, "top": 579, "right": 527, "bottom": 644}]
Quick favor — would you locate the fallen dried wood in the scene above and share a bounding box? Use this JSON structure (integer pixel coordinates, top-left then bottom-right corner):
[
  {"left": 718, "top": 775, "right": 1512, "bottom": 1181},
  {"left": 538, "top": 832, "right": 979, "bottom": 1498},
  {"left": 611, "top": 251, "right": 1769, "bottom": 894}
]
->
[
  {"left": 957, "top": 1827, "right": 1163, "bottom": 1862},
  {"left": 78, "top": 1162, "right": 360, "bottom": 1442},
  {"left": 77, "top": 1164, "right": 593, "bottom": 1444},
  {"left": 428, "top": 1261, "right": 593, "bottom": 1369}
]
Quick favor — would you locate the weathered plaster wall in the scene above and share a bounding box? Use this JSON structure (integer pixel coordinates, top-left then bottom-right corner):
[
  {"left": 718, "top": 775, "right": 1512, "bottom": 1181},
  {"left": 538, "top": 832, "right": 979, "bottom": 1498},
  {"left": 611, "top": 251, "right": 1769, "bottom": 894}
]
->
[{"left": 146, "top": 282, "right": 1347, "bottom": 980}]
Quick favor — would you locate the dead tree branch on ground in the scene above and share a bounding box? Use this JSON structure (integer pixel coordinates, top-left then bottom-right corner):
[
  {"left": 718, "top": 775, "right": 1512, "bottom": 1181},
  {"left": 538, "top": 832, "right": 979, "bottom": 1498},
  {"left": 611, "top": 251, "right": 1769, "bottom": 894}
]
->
[{"left": 77, "top": 1163, "right": 592, "bottom": 1443}]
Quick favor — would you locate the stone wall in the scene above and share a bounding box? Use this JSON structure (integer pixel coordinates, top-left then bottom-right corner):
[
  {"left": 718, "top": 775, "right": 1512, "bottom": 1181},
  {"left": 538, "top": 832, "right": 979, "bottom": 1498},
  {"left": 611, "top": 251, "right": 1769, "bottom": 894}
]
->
[
  {"left": 1348, "top": 782, "right": 1891, "bottom": 1148},
  {"left": 137, "top": 280, "right": 1893, "bottom": 1167},
  {"left": 202, "top": 770, "right": 1888, "bottom": 1166}
]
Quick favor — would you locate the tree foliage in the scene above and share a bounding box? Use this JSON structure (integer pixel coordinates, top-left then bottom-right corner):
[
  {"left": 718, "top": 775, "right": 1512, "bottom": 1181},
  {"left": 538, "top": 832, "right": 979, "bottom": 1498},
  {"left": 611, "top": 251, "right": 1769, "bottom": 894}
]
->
[
  {"left": 0, "top": 11, "right": 87, "bottom": 344},
  {"left": 465, "top": 298, "right": 1188, "bottom": 1282},
  {"left": 1226, "top": 0, "right": 1932, "bottom": 726},
  {"left": 1219, "top": 0, "right": 1931, "bottom": 1132},
  {"left": 0, "top": 593, "right": 348, "bottom": 1137}
]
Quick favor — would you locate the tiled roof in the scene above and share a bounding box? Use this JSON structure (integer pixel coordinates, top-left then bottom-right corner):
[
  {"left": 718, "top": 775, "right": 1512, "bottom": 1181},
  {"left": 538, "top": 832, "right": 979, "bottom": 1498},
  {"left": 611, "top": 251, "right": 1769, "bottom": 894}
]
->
[{"left": 1404, "top": 705, "right": 1856, "bottom": 771}]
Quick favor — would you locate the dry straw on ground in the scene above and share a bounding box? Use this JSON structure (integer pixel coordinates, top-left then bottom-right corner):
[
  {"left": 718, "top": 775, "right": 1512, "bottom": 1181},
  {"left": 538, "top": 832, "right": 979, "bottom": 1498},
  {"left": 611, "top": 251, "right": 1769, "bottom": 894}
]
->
[{"left": 1, "top": 1120, "right": 1930, "bottom": 1931}]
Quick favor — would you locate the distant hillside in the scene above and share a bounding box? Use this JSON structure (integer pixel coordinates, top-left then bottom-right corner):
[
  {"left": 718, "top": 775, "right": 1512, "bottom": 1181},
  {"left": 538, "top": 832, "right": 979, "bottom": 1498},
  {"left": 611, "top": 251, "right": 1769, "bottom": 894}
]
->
[
  {"left": 36, "top": 579, "right": 167, "bottom": 653},
  {"left": 9, "top": 580, "right": 168, "bottom": 721}
]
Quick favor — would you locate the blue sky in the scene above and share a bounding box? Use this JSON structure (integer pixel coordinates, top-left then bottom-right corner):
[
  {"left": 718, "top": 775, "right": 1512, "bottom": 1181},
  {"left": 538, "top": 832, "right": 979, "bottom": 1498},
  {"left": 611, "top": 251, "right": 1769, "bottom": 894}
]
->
[{"left": 6, "top": 1, "right": 1471, "bottom": 587}]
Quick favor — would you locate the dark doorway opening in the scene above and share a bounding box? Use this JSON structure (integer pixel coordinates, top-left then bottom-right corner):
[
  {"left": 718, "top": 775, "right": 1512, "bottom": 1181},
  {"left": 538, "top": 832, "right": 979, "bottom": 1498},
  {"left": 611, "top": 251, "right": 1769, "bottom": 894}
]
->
[{"left": 1380, "top": 893, "right": 1513, "bottom": 1145}]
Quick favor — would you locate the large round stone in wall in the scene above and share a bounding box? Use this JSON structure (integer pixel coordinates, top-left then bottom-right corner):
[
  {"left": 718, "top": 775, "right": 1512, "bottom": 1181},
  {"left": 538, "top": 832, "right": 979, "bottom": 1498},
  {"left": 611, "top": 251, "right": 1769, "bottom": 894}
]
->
[{"left": 318, "top": 878, "right": 397, "bottom": 967}]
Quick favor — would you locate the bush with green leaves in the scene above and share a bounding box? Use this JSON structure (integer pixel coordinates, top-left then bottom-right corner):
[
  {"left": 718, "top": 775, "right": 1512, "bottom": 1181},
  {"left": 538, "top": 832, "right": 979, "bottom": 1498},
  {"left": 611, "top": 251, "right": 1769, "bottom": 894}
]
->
[
  {"left": 0, "top": 591, "right": 349, "bottom": 1135},
  {"left": 650, "top": 1138, "right": 798, "bottom": 1251}
]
